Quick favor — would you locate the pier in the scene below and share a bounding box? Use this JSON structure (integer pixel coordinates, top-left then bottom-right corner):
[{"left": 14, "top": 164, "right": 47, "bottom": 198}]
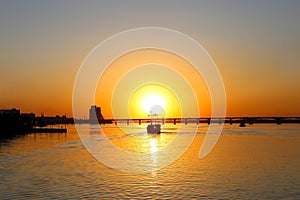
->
[{"left": 30, "top": 127, "right": 67, "bottom": 133}]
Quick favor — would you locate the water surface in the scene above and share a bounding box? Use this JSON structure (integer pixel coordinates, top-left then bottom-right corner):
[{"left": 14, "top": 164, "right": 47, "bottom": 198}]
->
[{"left": 1, "top": 124, "right": 300, "bottom": 199}]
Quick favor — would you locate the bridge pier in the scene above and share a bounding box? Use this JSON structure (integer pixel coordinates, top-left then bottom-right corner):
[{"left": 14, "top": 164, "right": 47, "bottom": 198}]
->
[
  {"left": 239, "top": 121, "right": 246, "bottom": 127},
  {"left": 207, "top": 118, "right": 211, "bottom": 125},
  {"left": 218, "top": 119, "right": 223, "bottom": 125},
  {"left": 276, "top": 118, "right": 282, "bottom": 125},
  {"left": 173, "top": 119, "right": 176, "bottom": 125}
]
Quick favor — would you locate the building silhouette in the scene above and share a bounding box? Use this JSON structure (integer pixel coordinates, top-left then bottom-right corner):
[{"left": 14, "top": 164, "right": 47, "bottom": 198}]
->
[
  {"left": 0, "top": 108, "right": 20, "bottom": 115},
  {"left": 0, "top": 108, "right": 35, "bottom": 135},
  {"left": 89, "top": 105, "right": 104, "bottom": 123}
]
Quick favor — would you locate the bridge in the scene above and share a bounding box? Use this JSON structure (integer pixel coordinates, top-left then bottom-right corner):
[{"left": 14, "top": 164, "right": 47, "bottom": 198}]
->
[
  {"left": 84, "top": 106, "right": 300, "bottom": 126},
  {"left": 95, "top": 117, "right": 300, "bottom": 126}
]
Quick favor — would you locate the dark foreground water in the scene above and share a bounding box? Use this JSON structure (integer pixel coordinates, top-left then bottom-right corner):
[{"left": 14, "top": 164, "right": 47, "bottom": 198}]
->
[{"left": 1, "top": 124, "right": 300, "bottom": 199}]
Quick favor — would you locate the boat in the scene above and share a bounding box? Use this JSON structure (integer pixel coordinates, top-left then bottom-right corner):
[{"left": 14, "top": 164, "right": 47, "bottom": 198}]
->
[
  {"left": 239, "top": 121, "right": 246, "bottom": 127},
  {"left": 147, "top": 123, "right": 161, "bottom": 134},
  {"left": 147, "top": 113, "right": 161, "bottom": 134}
]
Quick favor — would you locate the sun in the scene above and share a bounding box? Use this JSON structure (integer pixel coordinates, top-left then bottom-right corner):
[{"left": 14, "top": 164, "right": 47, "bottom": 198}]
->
[
  {"left": 141, "top": 94, "right": 166, "bottom": 115},
  {"left": 128, "top": 84, "right": 181, "bottom": 118}
]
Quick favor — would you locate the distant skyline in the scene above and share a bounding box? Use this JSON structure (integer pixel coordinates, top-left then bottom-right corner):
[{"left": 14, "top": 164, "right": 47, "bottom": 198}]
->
[{"left": 0, "top": 1, "right": 299, "bottom": 118}]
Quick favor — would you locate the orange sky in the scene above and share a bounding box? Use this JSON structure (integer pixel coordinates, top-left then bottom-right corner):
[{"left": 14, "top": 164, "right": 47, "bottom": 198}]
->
[
  {"left": 0, "top": 1, "right": 299, "bottom": 118},
  {"left": 95, "top": 49, "right": 210, "bottom": 118}
]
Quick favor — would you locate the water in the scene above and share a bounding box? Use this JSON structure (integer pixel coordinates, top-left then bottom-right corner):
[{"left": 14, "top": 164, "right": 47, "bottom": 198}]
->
[{"left": 1, "top": 124, "right": 300, "bottom": 199}]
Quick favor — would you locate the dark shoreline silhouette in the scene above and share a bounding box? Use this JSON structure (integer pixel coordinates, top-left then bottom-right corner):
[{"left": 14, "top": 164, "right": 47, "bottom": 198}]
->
[
  {"left": 0, "top": 108, "right": 71, "bottom": 138},
  {"left": 1, "top": 107, "right": 300, "bottom": 138}
]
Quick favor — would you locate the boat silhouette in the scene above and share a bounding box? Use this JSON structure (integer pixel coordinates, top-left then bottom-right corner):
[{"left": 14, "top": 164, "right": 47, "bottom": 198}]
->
[{"left": 147, "top": 113, "right": 161, "bottom": 134}]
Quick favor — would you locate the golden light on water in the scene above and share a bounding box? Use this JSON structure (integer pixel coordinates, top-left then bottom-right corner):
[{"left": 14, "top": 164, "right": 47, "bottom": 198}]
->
[
  {"left": 150, "top": 137, "right": 158, "bottom": 165},
  {"left": 150, "top": 138, "right": 158, "bottom": 153}
]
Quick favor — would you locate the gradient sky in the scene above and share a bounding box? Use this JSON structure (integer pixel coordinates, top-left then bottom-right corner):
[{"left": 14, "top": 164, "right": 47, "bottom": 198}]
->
[{"left": 0, "top": 0, "right": 299, "bottom": 117}]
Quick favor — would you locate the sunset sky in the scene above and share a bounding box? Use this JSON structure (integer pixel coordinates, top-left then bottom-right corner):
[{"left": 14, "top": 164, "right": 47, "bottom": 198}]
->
[{"left": 0, "top": 1, "right": 299, "bottom": 118}]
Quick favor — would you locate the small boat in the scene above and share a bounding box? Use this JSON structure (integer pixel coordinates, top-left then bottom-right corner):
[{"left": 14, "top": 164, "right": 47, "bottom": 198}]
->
[
  {"left": 147, "top": 124, "right": 161, "bottom": 134},
  {"left": 146, "top": 113, "right": 161, "bottom": 134},
  {"left": 239, "top": 122, "right": 246, "bottom": 127}
]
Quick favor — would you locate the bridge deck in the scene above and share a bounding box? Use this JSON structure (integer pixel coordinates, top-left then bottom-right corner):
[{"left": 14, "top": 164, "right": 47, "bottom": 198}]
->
[{"left": 98, "top": 117, "right": 300, "bottom": 125}]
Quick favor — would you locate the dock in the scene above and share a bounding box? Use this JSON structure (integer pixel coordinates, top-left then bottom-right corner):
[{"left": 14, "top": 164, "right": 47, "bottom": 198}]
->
[
  {"left": 0, "top": 127, "right": 67, "bottom": 139},
  {"left": 30, "top": 127, "right": 67, "bottom": 133}
]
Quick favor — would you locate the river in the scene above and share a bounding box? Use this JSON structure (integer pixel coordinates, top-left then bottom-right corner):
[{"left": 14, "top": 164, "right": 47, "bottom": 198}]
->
[{"left": 1, "top": 124, "right": 299, "bottom": 199}]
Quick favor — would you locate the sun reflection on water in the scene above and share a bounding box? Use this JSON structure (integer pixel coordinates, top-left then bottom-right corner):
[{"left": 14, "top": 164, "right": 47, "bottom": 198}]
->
[
  {"left": 150, "top": 137, "right": 158, "bottom": 153},
  {"left": 150, "top": 137, "right": 158, "bottom": 166}
]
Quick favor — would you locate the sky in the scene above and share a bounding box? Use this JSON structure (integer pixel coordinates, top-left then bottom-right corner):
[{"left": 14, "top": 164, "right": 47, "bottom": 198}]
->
[{"left": 0, "top": 0, "right": 299, "bottom": 118}]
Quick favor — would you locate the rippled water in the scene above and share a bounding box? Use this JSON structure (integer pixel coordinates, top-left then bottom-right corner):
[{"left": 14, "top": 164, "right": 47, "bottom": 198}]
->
[{"left": 1, "top": 124, "right": 300, "bottom": 199}]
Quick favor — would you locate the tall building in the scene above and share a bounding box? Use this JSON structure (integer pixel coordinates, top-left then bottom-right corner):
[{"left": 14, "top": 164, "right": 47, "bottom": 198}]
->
[{"left": 89, "top": 105, "right": 104, "bottom": 123}]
